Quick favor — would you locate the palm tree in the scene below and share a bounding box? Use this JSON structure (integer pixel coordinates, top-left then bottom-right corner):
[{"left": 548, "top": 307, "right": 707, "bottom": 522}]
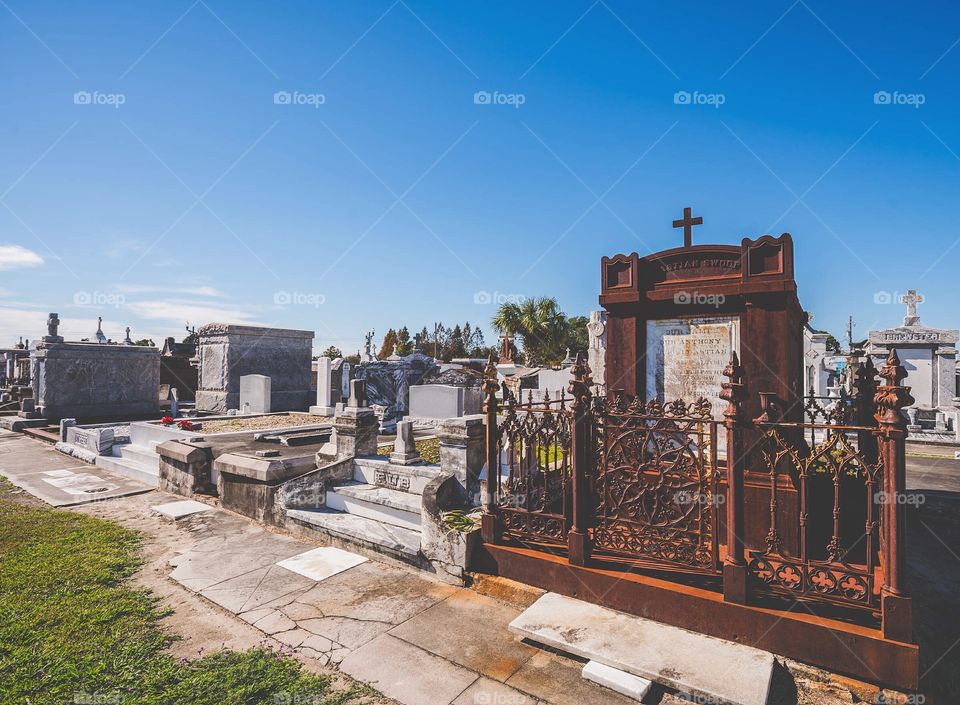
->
[{"left": 492, "top": 297, "right": 568, "bottom": 366}]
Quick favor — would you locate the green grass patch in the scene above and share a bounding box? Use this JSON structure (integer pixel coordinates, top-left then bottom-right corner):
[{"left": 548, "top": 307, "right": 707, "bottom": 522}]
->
[
  {"left": 377, "top": 437, "right": 441, "bottom": 464},
  {"left": 0, "top": 499, "right": 367, "bottom": 705}
]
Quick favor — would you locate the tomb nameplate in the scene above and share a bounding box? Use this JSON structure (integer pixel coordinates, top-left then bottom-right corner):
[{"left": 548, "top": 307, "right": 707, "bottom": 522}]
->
[{"left": 646, "top": 316, "right": 740, "bottom": 421}]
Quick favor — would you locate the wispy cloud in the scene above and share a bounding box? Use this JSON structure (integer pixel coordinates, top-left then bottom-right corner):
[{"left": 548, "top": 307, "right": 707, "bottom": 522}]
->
[
  {"left": 0, "top": 244, "right": 43, "bottom": 271},
  {"left": 124, "top": 299, "right": 264, "bottom": 326},
  {"left": 114, "top": 284, "right": 227, "bottom": 298}
]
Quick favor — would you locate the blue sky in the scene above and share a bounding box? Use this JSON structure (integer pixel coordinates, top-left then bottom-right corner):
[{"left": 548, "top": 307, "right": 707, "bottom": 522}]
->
[{"left": 1, "top": 1, "right": 958, "bottom": 352}]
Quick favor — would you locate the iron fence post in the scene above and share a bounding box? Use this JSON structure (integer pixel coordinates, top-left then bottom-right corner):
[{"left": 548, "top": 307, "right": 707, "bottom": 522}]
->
[
  {"left": 720, "top": 352, "right": 748, "bottom": 604},
  {"left": 873, "top": 349, "right": 914, "bottom": 642},
  {"left": 567, "top": 353, "right": 593, "bottom": 566},
  {"left": 481, "top": 355, "right": 499, "bottom": 543}
]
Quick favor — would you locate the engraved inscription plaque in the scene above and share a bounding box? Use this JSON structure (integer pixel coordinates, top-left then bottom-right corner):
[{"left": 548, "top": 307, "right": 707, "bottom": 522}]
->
[{"left": 646, "top": 315, "right": 740, "bottom": 421}]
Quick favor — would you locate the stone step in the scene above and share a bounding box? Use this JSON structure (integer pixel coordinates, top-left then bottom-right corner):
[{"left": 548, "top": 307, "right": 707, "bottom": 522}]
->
[
  {"left": 353, "top": 457, "right": 440, "bottom": 495},
  {"left": 326, "top": 482, "right": 422, "bottom": 531},
  {"left": 285, "top": 508, "right": 420, "bottom": 563},
  {"left": 95, "top": 454, "right": 159, "bottom": 488},
  {"left": 115, "top": 443, "right": 160, "bottom": 466},
  {"left": 510, "top": 592, "right": 775, "bottom": 705}
]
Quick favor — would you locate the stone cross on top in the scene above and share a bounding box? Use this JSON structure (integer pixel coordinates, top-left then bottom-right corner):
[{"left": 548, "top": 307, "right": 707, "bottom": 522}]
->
[
  {"left": 901, "top": 289, "right": 923, "bottom": 326},
  {"left": 672, "top": 206, "right": 703, "bottom": 248}
]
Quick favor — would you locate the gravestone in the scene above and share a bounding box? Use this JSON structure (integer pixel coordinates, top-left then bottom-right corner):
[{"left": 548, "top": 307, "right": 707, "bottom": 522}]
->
[
  {"left": 600, "top": 209, "right": 803, "bottom": 422},
  {"left": 354, "top": 349, "right": 438, "bottom": 427},
  {"left": 866, "top": 289, "right": 958, "bottom": 427},
  {"left": 390, "top": 419, "right": 421, "bottom": 465},
  {"left": 195, "top": 324, "right": 314, "bottom": 413},
  {"left": 600, "top": 208, "right": 805, "bottom": 554},
  {"left": 867, "top": 289, "right": 957, "bottom": 412},
  {"left": 587, "top": 310, "right": 607, "bottom": 393},
  {"left": 239, "top": 374, "right": 271, "bottom": 414},
  {"left": 310, "top": 357, "right": 335, "bottom": 416}
]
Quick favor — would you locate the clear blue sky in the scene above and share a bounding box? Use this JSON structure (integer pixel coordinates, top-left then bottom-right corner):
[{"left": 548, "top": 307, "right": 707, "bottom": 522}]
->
[{"left": 1, "top": 1, "right": 958, "bottom": 352}]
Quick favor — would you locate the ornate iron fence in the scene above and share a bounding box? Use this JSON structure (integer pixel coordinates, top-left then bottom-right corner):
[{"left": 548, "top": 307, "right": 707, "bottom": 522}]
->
[{"left": 480, "top": 350, "right": 913, "bottom": 640}]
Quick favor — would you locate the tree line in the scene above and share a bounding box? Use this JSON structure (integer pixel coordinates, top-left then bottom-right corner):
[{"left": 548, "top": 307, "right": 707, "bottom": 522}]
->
[{"left": 318, "top": 297, "right": 588, "bottom": 369}]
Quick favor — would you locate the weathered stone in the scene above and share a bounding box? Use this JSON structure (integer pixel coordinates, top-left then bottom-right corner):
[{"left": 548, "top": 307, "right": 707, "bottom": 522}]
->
[
  {"left": 309, "top": 357, "right": 335, "bottom": 415},
  {"left": 582, "top": 660, "right": 652, "bottom": 701},
  {"left": 66, "top": 426, "right": 115, "bottom": 455},
  {"left": 239, "top": 374, "right": 271, "bottom": 414},
  {"left": 31, "top": 341, "right": 160, "bottom": 421},
  {"left": 195, "top": 324, "right": 313, "bottom": 413},
  {"left": 509, "top": 593, "right": 774, "bottom": 705},
  {"left": 276, "top": 546, "right": 367, "bottom": 582},
  {"left": 390, "top": 589, "right": 536, "bottom": 681},
  {"left": 339, "top": 633, "right": 478, "bottom": 705},
  {"left": 390, "top": 419, "right": 421, "bottom": 465}
]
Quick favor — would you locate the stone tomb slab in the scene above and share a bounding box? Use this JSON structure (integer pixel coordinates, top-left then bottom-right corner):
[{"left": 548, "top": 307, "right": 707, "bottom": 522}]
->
[
  {"left": 151, "top": 500, "right": 215, "bottom": 520},
  {"left": 276, "top": 546, "right": 368, "bottom": 582},
  {"left": 509, "top": 592, "right": 774, "bottom": 705},
  {"left": 0, "top": 437, "right": 152, "bottom": 507}
]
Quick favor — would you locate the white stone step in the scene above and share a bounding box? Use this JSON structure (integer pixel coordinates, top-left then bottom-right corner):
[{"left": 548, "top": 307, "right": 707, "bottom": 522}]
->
[
  {"left": 285, "top": 508, "right": 420, "bottom": 561},
  {"left": 353, "top": 457, "right": 440, "bottom": 495},
  {"left": 582, "top": 661, "right": 652, "bottom": 702},
  {"left": 326, "top": 482, "right": 421, "bottom": 531},
  {"left": 510, "top": 593, "right": 775, "bottom": 705},
  {"left": 115, "top": 443, "right": 159, "bottom": 466},
  {"left": 95, "top": 454, "right": 159, "bottom": 488}
]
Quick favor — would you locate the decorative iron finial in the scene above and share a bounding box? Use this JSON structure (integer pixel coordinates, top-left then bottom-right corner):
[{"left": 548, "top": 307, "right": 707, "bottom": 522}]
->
[
  {"left": 567, "top": 351, "right": 593, "bottom": 407},
  {"left": 874, "top": 349, "right": 914, "bottom": 428},
  {"left": 482, "top": 353, "right": 499, "bottom": 403},
  {"left": 720, "top": 351, "right": 747, "bottom": 422}
]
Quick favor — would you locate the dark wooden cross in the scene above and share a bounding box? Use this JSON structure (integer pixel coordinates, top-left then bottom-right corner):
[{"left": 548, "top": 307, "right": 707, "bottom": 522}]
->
[{"left": 672, "top": 207, "right": 703, "bottom": 248}]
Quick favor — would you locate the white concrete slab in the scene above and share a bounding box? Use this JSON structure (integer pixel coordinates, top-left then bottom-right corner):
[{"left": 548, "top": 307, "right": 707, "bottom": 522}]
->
[
  {"left": 509, "top": 593, "right": 774, "bottom": 705},
  {"left": 151, "top": 500, "right": 215, "bottom": 520},
  {"left": 0, "top": 464, "right": 151, "bottom": 507},
  {"left": 582, "top": 660, "right": 652, "bottom": 701},
  {"left": 276, "top": 546, "right": 368, "bottom": 582},
  {"left": 44, "top": 473, "right": 106, "bottom": 488}
]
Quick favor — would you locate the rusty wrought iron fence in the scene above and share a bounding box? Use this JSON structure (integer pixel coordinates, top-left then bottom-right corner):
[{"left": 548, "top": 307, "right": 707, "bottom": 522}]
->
[{"left": 479, "top": 350, "right": 913, "bottom": 640}]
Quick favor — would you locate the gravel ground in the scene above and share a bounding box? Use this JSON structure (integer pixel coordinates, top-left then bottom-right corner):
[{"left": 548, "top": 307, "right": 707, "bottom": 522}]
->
[{"left": 198, "top": 413, "right": 322, "bottom": 434}]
